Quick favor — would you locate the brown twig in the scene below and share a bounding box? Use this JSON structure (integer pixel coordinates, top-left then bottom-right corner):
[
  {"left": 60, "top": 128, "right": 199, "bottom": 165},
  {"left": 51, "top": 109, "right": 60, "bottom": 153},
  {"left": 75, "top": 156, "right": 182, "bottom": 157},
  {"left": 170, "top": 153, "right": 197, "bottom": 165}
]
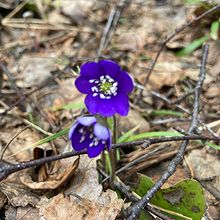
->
[
  {"left": 194, "top": 177, "right": 220, "bottom": 201},
  {"left": 114, "top": 180, "right": 173, "bottom": 220},
  {"left": 126, "top": 44, "right": 209, "bottom": 219},
  {"left": 96, "top": 0, "right": 131, "bottom": 59},
  {"left": 0, "top": 131, "right": 219, "bottom": 181},
  {"left": 0, "top": 126, "right": 30, "bottom": 160},
  {"left": 102, "top": 144, "right": 166, "bottom": 183},
  {"left": 96, "top": 168, "right": 173, "bottom": 220},
  {"left": 0, "top": 63, "right": 24, "bottom": 99}
]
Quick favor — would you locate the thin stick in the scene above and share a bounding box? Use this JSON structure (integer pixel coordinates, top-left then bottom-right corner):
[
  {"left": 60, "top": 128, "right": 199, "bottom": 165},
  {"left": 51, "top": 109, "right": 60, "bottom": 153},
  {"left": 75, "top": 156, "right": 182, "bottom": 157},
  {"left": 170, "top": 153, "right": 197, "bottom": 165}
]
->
[
  {"left": 126, "top": 44, "right": 209, "bottom": 219},
  {"left": 0, "top": 126, "right": 30, "bottom": 160},
  {"left": 0, "top": 63, "right": 24, "bottom": 99},
  {"left": 96, "top": 0, "right": 131, "bottom": 59},
  {"left": 0, "top": 132, "right": 219, "bottom": 181},
  {"left": 102, "top": 144, "right": 166, "bottom": 183},
  {"left": 194, "top": 177, "right": 220, "bottom": 201}
]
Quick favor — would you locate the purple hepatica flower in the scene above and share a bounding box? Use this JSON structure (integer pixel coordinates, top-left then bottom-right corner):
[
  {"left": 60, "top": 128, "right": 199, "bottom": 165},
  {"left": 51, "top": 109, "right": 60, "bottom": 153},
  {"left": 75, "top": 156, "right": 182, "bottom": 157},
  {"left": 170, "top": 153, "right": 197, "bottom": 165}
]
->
[
  {"left": 69, "top": 116, "right": 111, "bottom": 158},
  {"left": 75, "top": 60, "right": 134, "bottom": 117}
]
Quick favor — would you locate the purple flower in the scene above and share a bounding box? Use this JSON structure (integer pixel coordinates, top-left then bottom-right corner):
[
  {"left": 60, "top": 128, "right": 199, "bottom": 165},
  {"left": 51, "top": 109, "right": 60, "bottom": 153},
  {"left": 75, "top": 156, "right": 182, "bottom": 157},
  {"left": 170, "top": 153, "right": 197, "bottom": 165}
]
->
[
  {"left": 69, "top": 116, "right": 111, "bottom": 158},
  {"left": 75, "top": 60, "right": 134, "bottom": 117}
]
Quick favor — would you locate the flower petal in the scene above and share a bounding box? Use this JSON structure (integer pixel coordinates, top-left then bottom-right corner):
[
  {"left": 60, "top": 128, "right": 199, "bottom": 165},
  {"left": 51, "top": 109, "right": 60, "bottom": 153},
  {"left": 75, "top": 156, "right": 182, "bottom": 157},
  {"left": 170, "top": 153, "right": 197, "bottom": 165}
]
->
[
  {"left": 80, "top": 62, "right": 102, "bottom": 79},
  {"left": 69, "top": 124, "right": 91, "bottom": 151},
  {"left": 116, "top": 71, "right": 134, "bottom": 93},
  {"left": 78, "top": 116, "right": 96, "bottom": 126},
  {"left": 87, "top": 142, "right": 105, "bottom": 158},
  {"left": 114, "top": 92, "right": 129, "bottom": 116},
  {"left": 84, "top": 93, "right": 99, "bottom": 115},
  {"left": 94, "top": 123, "right": 110, "bottom": 140},
  {"left": 96, "top": 97, "right": 116, "bottom": 117},
  {"left": 99, "top": 60, "right": 121, "bottom": 77},
  {"left": 85, "top": 94, "right": 116, "bottom": 117},
  {"left": 75, "top": 76, "right": 92, "bottom": 94},
  {"left": 68, "top": 122, "right": 79, "bottom": 139}
]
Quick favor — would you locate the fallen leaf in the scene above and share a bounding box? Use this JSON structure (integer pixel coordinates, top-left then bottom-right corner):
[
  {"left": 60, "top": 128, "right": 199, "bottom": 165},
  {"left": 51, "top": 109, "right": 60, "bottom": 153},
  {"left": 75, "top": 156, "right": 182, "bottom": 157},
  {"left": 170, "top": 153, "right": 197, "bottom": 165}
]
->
[
  {"left": 0, "top": 182, "right": 40, "bottom": 207},
  {"left": 16, "top": 205, "right": 39, "bottom": 220},
  {"left": 65, "top": 155, "right": 102, "bottom": 201},
  {"left": 15, "top": 55, "right": 56, "bottom": 88},
  {"left": 20, "top": 157, "right": 79, "bottom": 190},
  {"left": 119, "top": 109, "right": 150, "bottom": 133},
  {"left": 114, "top": 31, "right": 146, "bottom": 52},
  {"left": 206, "top": 85, "right": 220, "bottom": 98},
  {"left": 38, "top": 190, "right": 123, "bottom": 220},
  {"left": 148, "top": 61, "right": 183, "bottom": 89},
  {"left": 0, "top": 191, "right": 6, "bottom": 209},
  {"left": 186, "top": 149, "right": 220, "bottom": 204}
]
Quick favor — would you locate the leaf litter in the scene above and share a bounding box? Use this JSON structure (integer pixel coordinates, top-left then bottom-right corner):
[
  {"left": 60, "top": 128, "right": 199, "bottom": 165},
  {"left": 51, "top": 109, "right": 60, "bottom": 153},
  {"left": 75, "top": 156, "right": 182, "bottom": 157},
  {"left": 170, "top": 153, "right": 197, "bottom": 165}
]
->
[{"left": 0, "top": 0, "right": 220, "bottom": 219}]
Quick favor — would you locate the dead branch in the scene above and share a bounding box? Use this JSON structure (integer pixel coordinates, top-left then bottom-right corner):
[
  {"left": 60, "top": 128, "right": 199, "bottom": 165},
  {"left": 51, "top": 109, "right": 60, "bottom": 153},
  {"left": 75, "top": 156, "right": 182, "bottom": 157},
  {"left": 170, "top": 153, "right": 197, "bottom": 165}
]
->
[
  {"left": 0, "top": 131, "right": 219, "bottom": 182},
  {"left": 126, "top": 44, "right": 209, "bottom": 220}
]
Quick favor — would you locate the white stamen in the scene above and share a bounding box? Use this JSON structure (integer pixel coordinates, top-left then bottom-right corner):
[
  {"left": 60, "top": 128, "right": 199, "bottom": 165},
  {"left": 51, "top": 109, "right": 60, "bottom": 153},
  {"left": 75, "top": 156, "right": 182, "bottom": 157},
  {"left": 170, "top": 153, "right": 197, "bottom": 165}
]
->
[
  {"left": 95, "top": 80, "right": 99, "bottom": 83},
  {"left": 106, "top": 75, "right": 111, "bottom": 80},
  {"left": 110, "top": 87, "right": 117, "bottom": 92},
  {"left": 89, "top": 133, "right": 94, "bottom": 139},
  {"left": 102, "top": 79, "right": 106, "bottom": 83},
  {"left": 80, "top": 135, "right": 85, "bottom": 143},
  {"left": 106, "top": 96, "right": 111, "bottom": 99},
  {"left": 79, "top": 128, "right": 84, "bottom": 133},
  {"left": 94, "top": 138, "right": 99, "bottom": 146},
  {"left": 92, "top": 86, "right": 98, "bottom": 92},
  {"left": 113, "top": 82, "right": 118, "bottom": 87},
  {"left": 113, "top": 92, "right": 117, "bottom": 96},
  {"left": 100, "top": 93, "right": 106, "bottom": 99},
  {"left": 102, "top": 140, "right": 106, "bottom": 144},
  {"left": 100, "top": 76, "right": 104, "bottom": 80},
  {"left": 109, "top": 79, "right": 114, "bottom": 82},
  {"left": 93, "top": 93, "right": 98, "bottom": 97},
  {"left": 89, "top": 79, "right": 95, "bottom": 83},
  {"left": 89, "top": 142, "right": 94, "bottom": 147}
]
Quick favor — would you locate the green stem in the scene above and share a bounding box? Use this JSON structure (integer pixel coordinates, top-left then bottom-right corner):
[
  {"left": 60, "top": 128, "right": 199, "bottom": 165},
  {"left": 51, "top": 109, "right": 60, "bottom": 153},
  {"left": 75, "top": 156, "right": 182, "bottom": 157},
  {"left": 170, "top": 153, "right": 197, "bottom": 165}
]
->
[{"left": 110, "top": 115, "right": 117, "bottom": 183}]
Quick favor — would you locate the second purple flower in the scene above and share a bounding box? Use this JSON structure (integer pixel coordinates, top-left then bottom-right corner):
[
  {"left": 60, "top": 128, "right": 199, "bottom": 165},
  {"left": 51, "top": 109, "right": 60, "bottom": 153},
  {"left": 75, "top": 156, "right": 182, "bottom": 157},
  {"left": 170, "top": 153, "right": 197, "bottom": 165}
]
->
[
  {"left": 69, "top": 116, "right": 111, "bottom": 158},
  {"left": 75, "top": 60, "right": 134, "bottom": 117}
]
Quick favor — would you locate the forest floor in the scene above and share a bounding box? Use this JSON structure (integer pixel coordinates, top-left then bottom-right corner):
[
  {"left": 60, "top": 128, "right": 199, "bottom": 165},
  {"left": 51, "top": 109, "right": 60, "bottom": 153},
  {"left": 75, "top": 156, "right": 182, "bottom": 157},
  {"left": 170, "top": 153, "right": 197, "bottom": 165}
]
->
[{"left": 0, "top": 0, "right": 220, "bottom": 219}]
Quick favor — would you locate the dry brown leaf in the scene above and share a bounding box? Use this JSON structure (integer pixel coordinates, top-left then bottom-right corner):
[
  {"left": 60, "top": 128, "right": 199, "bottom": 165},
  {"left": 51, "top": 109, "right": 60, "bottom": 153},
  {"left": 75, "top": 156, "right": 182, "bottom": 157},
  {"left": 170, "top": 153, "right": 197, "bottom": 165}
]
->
[
  {"left": 15, "top": 55, "right": 56, "bottom": 88},
  {"left": 0, "top": 127, "right": 40, "bottom": 162},
  {"left": 114, "top": 31, "right": 146, "bottom": 52},
  {"left": 206, "top": 85, "right": 220, "bottom": 98},
  {"left": 0, "top": 191, "right": 6, "bottom": 209},
  {"left": 5, "top": 205, "right": 17, "bottom": 220},
  {"left": 209, "top": 59, "right": 220, "bottom": 77},
  {"left": 0, "top": 182, "right": 40, "bottom": 207},
  {"left": 96, "top": 189, "right": 124, "bottom": 220},
  {"left": 65, "top": 155, "right": 102, "bottom": 201},
  {"left": 61, "top": 0, "right": 107, "bottom": 26},
  {"left": 38, "top": 190, "right": 123, "bottom": 220},
  {"left": 119, "top": 109, "right": 150, "bottom": 133},
  {"left": 186, "top": 148, "right": 220, "bottom": 204},
  {"left": 16, "top": 205, "right": 39, "bottom": 220},
  {"left": 148, "top": 61, "right": 183, "bottom": 89},
  {"left": 20, "top": 157, "right": 79, "bottom": 190},
  {"left": 184, "top": 69, "right": 213, "bottom": 85}
]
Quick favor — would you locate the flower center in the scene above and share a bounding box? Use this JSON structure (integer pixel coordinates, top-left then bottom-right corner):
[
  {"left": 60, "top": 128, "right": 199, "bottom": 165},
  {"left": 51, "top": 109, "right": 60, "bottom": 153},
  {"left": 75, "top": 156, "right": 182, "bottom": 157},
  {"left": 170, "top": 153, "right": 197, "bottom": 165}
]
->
[
  {"left": 89, "top": 75, "right": 118, "bottom": 99},
  {"left": 100, "top": 81, "right": 113, "bottom": 94}
]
